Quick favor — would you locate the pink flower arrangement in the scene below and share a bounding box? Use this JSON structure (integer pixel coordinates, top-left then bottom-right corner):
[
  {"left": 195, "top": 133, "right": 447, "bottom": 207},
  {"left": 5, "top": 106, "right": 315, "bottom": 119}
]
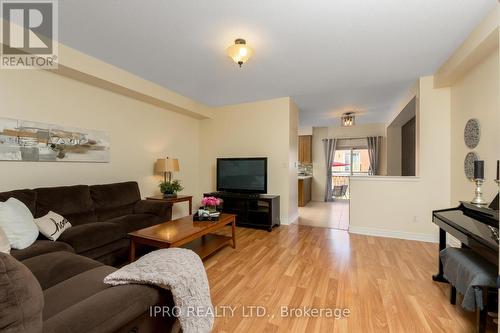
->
[{"left": 201, "top": 196, "right": 221, "bottom": 207}]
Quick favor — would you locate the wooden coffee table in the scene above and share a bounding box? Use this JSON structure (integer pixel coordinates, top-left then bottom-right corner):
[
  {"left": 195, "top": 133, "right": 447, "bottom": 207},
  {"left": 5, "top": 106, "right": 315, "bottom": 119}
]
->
[{"left": 128, "top": 213, "right": 236, "bottom": 261}]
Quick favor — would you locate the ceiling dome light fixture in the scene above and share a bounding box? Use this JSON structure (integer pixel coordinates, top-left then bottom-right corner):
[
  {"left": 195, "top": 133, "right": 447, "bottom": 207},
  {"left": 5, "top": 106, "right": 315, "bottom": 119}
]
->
[
  {"left": 226, "top": 38, "right": 253, "bottom": 68},
  {"left": 341, "top": 112, "right": 355, "bottom": 127}
]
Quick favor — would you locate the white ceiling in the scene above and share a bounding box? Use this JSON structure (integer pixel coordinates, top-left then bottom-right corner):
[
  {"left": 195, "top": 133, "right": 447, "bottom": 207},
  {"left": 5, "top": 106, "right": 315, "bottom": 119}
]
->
[{"left": 58, "top": 0, "right": 496, "bottom": 126}]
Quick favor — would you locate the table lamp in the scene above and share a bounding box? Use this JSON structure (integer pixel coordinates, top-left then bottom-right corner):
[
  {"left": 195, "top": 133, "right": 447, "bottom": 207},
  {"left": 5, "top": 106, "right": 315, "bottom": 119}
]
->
[{"left": 155, "top": 157, "right": 180, "bottom": 183}]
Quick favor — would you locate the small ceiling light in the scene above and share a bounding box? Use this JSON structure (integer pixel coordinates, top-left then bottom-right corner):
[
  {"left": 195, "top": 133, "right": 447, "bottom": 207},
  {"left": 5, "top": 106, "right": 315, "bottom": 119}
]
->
[
  {"left": 226, "top": 38, "right": 253, "bottom": 68},
  {"left": 341, "top": 112, "right": 355, "bottom": 127}
]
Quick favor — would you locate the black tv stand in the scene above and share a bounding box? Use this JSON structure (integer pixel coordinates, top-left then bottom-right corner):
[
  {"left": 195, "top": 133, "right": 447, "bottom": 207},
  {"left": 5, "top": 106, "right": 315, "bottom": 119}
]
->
[
  {"left": 216, "top": 192, "right": 260, "bottom": 199},
  {"left": 203, "top": 192, "right": 280, "bottom": 231}
]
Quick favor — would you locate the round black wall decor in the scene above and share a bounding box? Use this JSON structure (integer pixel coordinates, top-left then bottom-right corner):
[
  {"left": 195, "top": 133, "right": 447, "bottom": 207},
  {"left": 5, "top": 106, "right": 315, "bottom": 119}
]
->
[
  {"left": 464, "top": 118, "right": 480, "bottom": 149},
  {"left": 464, "top": 151, "right": 479, "bottom": 180}
]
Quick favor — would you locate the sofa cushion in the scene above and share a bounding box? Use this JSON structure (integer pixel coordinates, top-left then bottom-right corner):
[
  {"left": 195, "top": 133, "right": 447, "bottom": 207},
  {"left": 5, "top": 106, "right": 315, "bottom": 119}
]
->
[
  {"left": 90, "top": 182, "right": 141, "bottom": 220},
  {"left": 35, "top": 185, "right": 96, "bottom": 225},
  {"left": 10, "top": 240, "right": 74, "bottom": 261},
  {"left": 43, "top": 265, "right": 117, "bottom": 320},
  {"left": 57, "top": 222, "right": 126, "bottom": 254},
  {"left": 0, "top": 253, "right": 44, "bottom": 332},
  {"left": 43, "top": 275, "right": 162, "bottom": 333},
  {"left": 79, "top": 238, "right": 130, "bottom": 263},
  {"left": 108, "top": 213, "right": 161, "bottom": 233},
  {"left": 0, "top": 189, "right": 37, "bottom": 216},
  {"left": 60, "top": 211, "right": 97, "bottom": 226},
  {"left": 96, "top": 204, "right": 136, "bottom": 221},
  {"left": 0, "top": 197, "right": 39, "bottom": 250},
  {"left": 134, "top": 200, "right": 173, "bottom": 220},
  {"left": 22, "top": 251, "right": 102, "bottom": 290}
]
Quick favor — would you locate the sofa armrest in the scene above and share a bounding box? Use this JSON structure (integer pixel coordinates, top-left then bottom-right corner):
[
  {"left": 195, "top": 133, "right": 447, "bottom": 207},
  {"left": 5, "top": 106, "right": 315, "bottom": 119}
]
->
[{"left": 134, "top": 200, "right": 173, "bottom": 220}]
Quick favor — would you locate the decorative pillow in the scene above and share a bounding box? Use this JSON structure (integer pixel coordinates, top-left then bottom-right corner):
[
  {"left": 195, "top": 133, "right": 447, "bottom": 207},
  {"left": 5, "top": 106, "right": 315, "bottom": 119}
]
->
[
  {"left": 34, "top": 211, "right": 72, "bottom": 241},
  {"left": 0, "top": 252, "right": 44, "bottom": 332},
  {"left": 0, "top": 198, "right": 38, "bottom": 249},
  {"left": 0, "top": 227, "right": 10, "bottom": 254}
]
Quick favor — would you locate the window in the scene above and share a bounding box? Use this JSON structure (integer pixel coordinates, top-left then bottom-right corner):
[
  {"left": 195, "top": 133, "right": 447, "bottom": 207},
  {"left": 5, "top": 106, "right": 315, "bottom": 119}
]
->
[{"left": 332, "top": 148, "right": 370, "bottom": 176}]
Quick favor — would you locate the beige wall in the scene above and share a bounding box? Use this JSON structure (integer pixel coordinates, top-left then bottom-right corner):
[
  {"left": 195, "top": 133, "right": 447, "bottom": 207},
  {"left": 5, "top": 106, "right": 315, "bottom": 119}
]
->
[
  {"left": 0, "top": 47, "right": 299, "bottom": 224},
  {"left": 386, "top": 97, "right": 417, "bottom": 176},
  {"left": 311, "top": 123, "right": 387, "bottom": 202},
  {"left": 289, "top": 101, "right": 299, "bottom": 222},
  {"left": 386, "top": 126, "right": 402, "bottom": 176},
  {"left": 450, "top": 49, "right": 499, "bottom": 204},
  {"left": 198, "top": 97, "right": 297, "bottom": 224},
  {"left": 55, "top": 40, "right": 213, "bottom": 119},
  {"left": 311, "top": 127, "right": 328, "bottom": 201},
  {"left": 349, "top": 6, "right": 499, "bottom": 242},
  {"left": 349, "top": 76, "right": 451, "bottom": 242},
  {"left": 325, "top": 123, "right": 386, "bottom": 139},
  {"left": 0, "top": 69, "right": 200, "bottom": 219}
]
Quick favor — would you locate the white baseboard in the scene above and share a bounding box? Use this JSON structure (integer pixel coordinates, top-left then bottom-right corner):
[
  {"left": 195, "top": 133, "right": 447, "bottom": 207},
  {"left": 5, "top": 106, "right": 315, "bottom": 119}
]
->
[
  {"left": 348, "top": 226, "right": 439, "bottom": 243},
  {"left": 281, "top": 212, "right": 299, "bottom": 225}
]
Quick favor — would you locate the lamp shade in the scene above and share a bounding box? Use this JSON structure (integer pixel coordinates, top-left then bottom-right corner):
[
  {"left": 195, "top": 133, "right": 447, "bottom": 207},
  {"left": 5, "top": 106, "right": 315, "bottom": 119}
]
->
[
  {"left": 155, "top": 158, "right": 179, "bottom": 173},
  {"left": 226, "top": 39, "right": 253, "bottom": 67}
]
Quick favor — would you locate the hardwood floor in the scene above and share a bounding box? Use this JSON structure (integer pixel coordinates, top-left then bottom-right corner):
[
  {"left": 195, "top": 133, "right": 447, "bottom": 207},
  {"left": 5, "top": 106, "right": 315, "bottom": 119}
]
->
[
  {"left": 204, "top": 224, "right": 494, "bottom": 332},
  {"left": 297, "top": 201, "right": 349, "bottom": 230}
]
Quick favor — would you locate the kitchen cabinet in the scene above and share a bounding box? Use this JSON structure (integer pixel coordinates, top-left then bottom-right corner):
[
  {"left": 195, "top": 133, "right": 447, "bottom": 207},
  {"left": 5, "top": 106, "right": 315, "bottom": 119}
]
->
[
  {"left": 298, "top": 135, "right": 312, "bottom": 163},
  {"left": 298, "top": 176, "right": 312, "bottom": 207}
]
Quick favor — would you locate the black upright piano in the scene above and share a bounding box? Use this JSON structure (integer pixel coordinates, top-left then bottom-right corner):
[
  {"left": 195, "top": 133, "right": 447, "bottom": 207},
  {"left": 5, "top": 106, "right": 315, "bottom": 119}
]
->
[{"left": 432, "top": 201, "right": 499, "bottom": 282}]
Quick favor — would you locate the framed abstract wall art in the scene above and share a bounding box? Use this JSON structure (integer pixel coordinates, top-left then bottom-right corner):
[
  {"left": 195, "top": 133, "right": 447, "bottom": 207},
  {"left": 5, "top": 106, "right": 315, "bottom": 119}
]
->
[{"left": 0, "top": 117, "right": 110, "bottom": 162}]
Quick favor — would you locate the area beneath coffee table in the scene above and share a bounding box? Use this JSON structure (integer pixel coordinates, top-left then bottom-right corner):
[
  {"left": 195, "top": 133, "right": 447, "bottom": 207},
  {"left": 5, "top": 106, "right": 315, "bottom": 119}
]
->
[{"left": 183, "top": 234, "right": 233, "bottom": 259}]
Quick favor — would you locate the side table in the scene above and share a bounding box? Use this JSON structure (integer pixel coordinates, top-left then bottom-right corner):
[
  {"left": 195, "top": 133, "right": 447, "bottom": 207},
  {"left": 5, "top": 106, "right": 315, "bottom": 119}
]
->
[{"left": 146, "top": 195, "right": 193, "bottom": 216}]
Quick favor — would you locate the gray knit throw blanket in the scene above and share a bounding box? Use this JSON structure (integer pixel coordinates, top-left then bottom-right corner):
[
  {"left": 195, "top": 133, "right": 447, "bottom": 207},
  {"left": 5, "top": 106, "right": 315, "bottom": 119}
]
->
[{"left": 104, "top": 248, "right": 214, "bottom": 333}]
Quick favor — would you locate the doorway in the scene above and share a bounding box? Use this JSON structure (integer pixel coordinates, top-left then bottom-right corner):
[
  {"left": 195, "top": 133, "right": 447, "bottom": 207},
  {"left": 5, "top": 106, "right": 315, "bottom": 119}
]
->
[
  {"left": 297, "top": 147, "right": 370, "bottom": 230},
  {"left": 401, "top": 116, "right": 416, "bottom": 176}
]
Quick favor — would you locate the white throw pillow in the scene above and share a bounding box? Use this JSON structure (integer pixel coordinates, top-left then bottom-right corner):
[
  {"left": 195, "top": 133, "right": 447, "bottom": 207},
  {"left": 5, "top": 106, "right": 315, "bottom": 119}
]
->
[
  {"left": 34, "top": 211, "right": 71, "bottom": 241},
  {"left": 0, "top": 227, "right": 10, "bottom": 254},
  {"left": 0, "top": 198, "right": 39, "bottom": 249}
]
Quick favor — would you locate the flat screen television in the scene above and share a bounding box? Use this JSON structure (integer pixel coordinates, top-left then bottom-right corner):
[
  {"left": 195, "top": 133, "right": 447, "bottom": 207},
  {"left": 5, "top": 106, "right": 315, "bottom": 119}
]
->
[{"left": 216, "top": 157, "right": 267, "bottom": 194}]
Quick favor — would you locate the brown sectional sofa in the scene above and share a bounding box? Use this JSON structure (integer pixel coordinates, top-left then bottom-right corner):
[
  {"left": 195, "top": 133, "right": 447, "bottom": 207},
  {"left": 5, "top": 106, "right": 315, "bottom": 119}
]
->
[
  {"left": 0, "top": 182, "right": 176, "bottom": 333},
  {"left": 3, "top": 181, "right": 172, "bottom": 265}
]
